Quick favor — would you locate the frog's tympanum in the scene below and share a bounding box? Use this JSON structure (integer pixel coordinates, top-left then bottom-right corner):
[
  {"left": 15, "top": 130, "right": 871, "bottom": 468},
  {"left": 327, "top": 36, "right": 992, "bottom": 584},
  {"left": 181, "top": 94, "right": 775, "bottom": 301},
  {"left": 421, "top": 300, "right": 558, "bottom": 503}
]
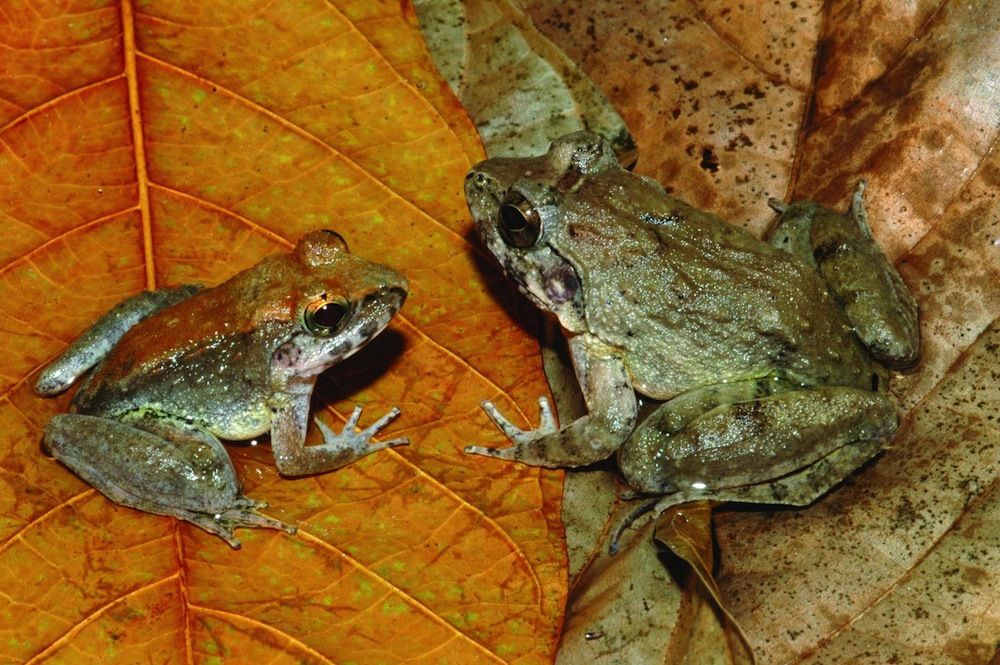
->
[
  {"left": 35, "top": 231, "right": 408, "bottom": 548},
  {"left": 465, "top": 132, "right": 919, "bottom": 548}
]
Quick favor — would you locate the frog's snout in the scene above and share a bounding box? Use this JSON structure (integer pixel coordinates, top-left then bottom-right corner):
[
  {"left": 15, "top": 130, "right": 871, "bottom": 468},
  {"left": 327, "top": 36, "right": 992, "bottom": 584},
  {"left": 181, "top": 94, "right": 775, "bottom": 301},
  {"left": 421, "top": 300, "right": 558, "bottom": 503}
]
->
[
  {"left": 465, "top": 169, "right": 488, "bottom": 188},
  {"left": 380, "top": 284, "right": 408, "bottom": 315}
]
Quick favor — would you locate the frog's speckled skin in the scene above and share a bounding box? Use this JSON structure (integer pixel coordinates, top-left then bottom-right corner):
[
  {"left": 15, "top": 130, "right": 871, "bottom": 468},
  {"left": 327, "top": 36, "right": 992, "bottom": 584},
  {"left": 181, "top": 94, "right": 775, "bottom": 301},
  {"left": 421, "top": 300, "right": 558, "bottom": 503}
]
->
[
  {"left": 35, "top": 231, "right": 408, "bottom": 548},
  {"left": 463, "top": 132, "right": 919, "bottom": 540}
]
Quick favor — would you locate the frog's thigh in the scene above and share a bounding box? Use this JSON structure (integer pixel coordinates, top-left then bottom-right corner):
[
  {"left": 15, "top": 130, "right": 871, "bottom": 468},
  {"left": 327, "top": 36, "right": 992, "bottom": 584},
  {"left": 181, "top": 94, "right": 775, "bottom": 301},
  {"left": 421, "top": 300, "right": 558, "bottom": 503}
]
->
[
  {"left": 43, "top": 413, "right": 242, "bottom": 518},
  {"left": 709, "top": 435, "right": 884, "bottom": 506},
  {"left": 619, "top": 385, "right": 898, "bottom": 495}
]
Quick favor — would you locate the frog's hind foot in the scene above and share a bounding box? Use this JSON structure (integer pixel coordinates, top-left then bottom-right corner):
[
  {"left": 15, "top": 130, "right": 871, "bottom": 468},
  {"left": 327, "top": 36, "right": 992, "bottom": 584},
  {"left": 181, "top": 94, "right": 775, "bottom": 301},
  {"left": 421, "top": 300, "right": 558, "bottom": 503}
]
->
[
  {"left": 181, "top": 499, "right": 297, "bottom": 549},
  {"left": 608, "top": 491, "right": 707, "bottom": 555},
  {"left": 608, "top": 497, "right": 661, "bottom": 555}
]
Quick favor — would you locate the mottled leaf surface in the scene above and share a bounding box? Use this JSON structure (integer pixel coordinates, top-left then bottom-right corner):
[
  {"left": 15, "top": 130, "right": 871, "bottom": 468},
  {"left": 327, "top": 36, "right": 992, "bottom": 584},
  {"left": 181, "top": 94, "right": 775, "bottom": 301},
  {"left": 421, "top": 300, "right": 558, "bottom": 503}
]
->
[
  {"left": 524, "top": 1, "right": 1000, "bottom": 663},
  {"left": 413, "top": 0, "right": 635, "bottom": 161},
  {"left": 0, "top": 1, "right": 565, "bottom": 662}
]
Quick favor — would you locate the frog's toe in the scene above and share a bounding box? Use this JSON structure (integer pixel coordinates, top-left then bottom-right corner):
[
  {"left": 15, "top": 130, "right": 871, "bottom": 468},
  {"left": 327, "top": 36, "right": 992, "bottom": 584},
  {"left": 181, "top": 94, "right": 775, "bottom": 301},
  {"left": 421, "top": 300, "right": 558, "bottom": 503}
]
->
[
  {"left": 767, "top": 197, "right": 788, "bottom": 213},
  {"left": 183, "top": 513, "right": 244, "bottom": 549},
  {"left": 372, "top": 436, "right": 409, "bottom": 451},
  {"left": 180, "top": 501, "right": 297, "bottom": 548},
  {"left": 481, "top": 400, "right": 521, "bottom": 437},
  {"left": 482, "top": 399, "right": 556, "bottom": 443},
  {"left": 360, "top": 406, "right": 402, "bottom": 437},
  {"left": 464, "top": 444, "right": 517, "bottom": 460},
  {"left": 536, "top": 397, "right": 558, "bottom": 432},
  {"left": 217, "top": 506, "right": 297, "bottom": 535},
  {"left": 608, "top": 494, "right": 692, "bottom": 555}
]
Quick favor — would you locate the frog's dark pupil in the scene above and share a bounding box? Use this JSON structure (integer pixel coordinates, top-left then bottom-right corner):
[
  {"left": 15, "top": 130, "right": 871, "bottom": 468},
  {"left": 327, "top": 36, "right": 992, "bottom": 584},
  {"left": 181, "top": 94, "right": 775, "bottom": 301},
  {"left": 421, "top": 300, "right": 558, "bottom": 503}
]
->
[
  {"left": 498, "top": 193, "right": 541, "bottom": 248},
  {"left": 313, "top": 302, "right": 346, "bottom": 330},
  {"left": 500, "top": 204, "right": 527, "bottom": 231}
]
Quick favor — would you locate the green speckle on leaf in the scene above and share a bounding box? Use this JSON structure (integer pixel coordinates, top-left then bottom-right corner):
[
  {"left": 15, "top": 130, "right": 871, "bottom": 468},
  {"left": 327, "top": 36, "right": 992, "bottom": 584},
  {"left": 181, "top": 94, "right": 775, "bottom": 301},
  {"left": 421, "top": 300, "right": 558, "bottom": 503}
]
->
[
  {"left": 497, "top": 643, "right": 517, "bottom": 656},
  {"left": 380, "top": 599, "right": 410, "bottom": 616},
  {"left": 354, "top": 579, "right": 374, "bottom": 600}
]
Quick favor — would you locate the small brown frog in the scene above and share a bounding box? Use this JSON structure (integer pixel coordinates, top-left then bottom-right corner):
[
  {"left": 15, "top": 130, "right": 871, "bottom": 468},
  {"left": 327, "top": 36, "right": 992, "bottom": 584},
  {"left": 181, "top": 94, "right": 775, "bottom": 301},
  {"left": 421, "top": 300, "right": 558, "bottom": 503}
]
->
[{"left": 35, "top": 231, "right": 408, "bottom": 548}]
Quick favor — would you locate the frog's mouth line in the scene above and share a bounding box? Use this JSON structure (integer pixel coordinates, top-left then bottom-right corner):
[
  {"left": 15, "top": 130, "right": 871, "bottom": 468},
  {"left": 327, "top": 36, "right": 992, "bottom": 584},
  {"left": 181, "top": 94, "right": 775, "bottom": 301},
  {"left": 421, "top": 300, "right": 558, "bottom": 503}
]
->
[{"left": 333, "top": 287, "right": 406, "bottom": 361}]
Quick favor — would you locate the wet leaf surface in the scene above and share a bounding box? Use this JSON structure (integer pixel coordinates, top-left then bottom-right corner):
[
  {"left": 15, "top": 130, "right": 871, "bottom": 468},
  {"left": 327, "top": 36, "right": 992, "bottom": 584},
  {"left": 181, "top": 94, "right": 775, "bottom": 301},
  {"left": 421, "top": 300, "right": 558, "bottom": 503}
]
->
[{"left": 0, "top": 1, "right": 565, "bottom": 662}]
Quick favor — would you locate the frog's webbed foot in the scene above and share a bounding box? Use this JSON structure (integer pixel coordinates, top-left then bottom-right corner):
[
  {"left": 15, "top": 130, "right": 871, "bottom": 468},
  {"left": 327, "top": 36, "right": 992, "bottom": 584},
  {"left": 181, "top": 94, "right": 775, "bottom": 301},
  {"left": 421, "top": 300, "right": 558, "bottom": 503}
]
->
[
  {"left": 465, "top": 397, "right": 559, "bottom": 461},
  {"left": 180, "top": 498, "right": 296, "bottom": 549}
]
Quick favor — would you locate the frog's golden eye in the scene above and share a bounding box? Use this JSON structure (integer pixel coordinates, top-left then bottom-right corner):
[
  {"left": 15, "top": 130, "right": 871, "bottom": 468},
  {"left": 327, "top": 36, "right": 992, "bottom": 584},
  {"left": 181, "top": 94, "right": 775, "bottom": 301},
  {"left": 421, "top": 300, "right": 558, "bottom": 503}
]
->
[
  {"left": 498, "top": 192, "right": 541, "bottom": 248},
  {"left": 304, "top": 299, "right": 348, "bottom": 336}
]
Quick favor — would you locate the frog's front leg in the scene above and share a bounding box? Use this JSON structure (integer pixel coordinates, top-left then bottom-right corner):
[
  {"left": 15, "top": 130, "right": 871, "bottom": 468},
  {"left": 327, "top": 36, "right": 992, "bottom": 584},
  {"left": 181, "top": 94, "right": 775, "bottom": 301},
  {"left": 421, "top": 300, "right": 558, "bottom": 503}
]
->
[
  {"left": 34, "top": 285, "right": 201, "bottom": 396},
  {"left": 619, "top": 379, "right": 898, "bottom": 496},
  {"left": 466, "top": 333, "right": 638, "bottom": 467},
  {"left": 42, "top": 411, "right": 294, "bottom": 548},
  {"left": 768, "top": 182, "right": 919, "bottom": 367},
  {"left": 269, "top": 390, "right": 409, "bottom": 477}
]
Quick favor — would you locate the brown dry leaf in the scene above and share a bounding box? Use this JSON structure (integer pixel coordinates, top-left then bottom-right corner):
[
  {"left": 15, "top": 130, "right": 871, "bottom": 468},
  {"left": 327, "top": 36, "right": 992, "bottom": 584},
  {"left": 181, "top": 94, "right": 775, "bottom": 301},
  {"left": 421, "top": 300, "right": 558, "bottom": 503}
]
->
[
  {"left": 412, "top": 0, "right": 635, "bottom": 161},
  {"left": 523, "top": 1, "right": 1000, "bottom": 663},
  {"left": 653, "top": 504, "right": 753, "bottom": 665},
  {"left": 556, "top": 493, "right": 682, "bottom": 664},
  {"left": 0, "top": 1, "right": 567, "bottom": 662}
]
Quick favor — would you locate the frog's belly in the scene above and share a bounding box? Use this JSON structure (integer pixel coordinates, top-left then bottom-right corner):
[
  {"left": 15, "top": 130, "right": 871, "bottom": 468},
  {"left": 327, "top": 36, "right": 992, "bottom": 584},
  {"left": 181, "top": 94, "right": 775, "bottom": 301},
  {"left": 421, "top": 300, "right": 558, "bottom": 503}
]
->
[
  {"left": 204, "top": 403, "right": 273, "bottom": 441},
  {"left": 78, "top": 382, "right": 275, "bottom": 442}
]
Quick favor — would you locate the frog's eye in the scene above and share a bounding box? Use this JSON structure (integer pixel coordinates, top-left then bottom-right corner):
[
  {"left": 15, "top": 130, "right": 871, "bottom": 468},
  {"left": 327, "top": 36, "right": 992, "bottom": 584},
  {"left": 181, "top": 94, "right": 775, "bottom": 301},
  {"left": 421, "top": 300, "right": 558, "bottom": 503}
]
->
[
  {"left": 498, "top": 192, "right": 541, "bottom": 248},
  {"left": 304, "top": 299, "right": 348, "bottom": 336}
]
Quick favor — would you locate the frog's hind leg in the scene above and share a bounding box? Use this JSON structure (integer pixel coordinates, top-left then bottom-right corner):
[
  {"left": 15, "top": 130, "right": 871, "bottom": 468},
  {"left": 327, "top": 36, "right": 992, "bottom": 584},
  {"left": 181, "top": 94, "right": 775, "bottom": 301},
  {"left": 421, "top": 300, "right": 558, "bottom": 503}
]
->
[
  {"left": 618, "top": 380, "right": 898, "bottom": 501},
  {"left": 34, "top": 285, "right": 201, "bottom": 396},
  {"left": 609, "top": 436, "right": 884, "bottom": 554},
  {"left": 43, "top": 412, "right": 294, "bottom": 548},
  {"left": 767, "top": 182, "right": 919, "bottom": 368}
]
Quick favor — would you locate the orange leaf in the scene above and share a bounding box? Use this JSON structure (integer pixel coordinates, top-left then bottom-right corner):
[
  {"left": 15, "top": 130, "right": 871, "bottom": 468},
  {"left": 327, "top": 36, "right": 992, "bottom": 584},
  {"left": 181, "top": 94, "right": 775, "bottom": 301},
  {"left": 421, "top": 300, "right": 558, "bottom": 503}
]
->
[{"left": 1, "top": 1, "right": 565, "bottom": 662}]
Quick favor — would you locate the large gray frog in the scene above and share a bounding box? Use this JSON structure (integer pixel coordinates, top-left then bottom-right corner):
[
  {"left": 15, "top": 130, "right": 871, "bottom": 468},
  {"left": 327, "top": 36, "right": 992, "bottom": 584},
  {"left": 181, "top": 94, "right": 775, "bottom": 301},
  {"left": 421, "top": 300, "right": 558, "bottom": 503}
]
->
[
  {"left": 34, "top": 231, "right": 408, "bottom": 548},
  {"left": 464, "top": 132, "right": 919, "bottom": 545}
]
